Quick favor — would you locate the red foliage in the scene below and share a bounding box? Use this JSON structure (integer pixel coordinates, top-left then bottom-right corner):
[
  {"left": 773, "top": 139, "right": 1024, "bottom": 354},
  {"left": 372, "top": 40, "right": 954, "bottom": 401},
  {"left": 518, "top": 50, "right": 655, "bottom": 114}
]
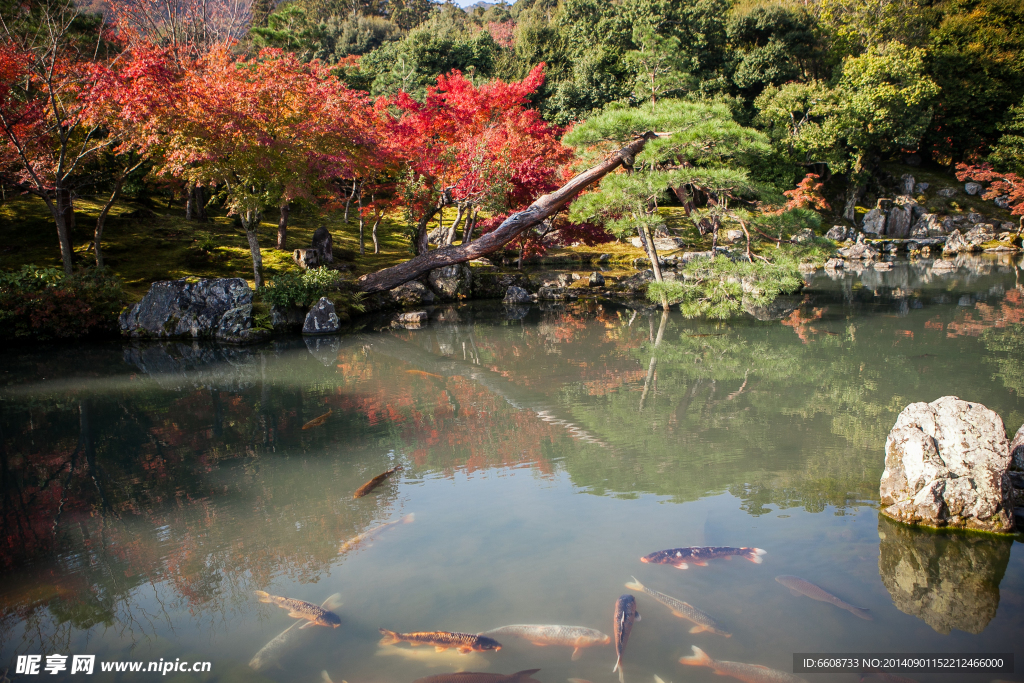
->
[
  {"left": 955, "top": 163, "right": 1024, "bottom": 217},
  {"left": 783, "top": 173, "right": 830, "bottom": 212},
  {"left": 487, "top": 20, "right": 517, "bottom": 49}
]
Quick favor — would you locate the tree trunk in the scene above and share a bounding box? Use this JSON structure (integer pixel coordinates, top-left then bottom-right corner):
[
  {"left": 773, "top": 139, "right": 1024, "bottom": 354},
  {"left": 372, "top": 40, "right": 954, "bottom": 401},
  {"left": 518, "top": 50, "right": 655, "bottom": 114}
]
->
[
  {"left": 357, "top": 187, "right": 365, "bottom": 256},
  {"left": 638, "top": 223, "right": 669, "bottom": 311},
  {"left": 277, "top": 203, "right": 289, "bottom": 250},
  {"left": 462, "top": 207, "right": 479, "bottom": 244},
  {"left": 94, "top": 177, "right": 127, "bottom": 269},
  {"left": 357, "top": 133, "right": 659, "bottom": 293},
  {"left": 53, "top": 188, "right": 75, "bottom": 275},
  {"left": 445, "top": 204, "right": 466, "bottom": 246},
  {"left": 242, "top": 210, "right": 264, "bottom": 288},
  {"left": 371, "top": 209, "right": 383, "bottom": 254},
  {"left": 344, "top": 179, "right": 357, "bottom": 223},
  {"left": 414, "top": 207, "right": 439, "bottom": 256},
  {"left": 186, "top": 184, "right": 208, "bottom": 221}
]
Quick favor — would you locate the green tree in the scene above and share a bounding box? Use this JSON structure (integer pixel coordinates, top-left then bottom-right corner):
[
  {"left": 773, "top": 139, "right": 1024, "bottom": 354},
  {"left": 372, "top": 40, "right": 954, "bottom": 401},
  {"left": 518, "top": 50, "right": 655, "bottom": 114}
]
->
[
  {"left": 726, "top": 4, "right": 822, "bottom": 101},
  {"left": 923, "top": 0, "right": 1024, "bottom": 162},
  {"left": 991, "top": 97, "right": 1024, "bottom": 175},
  {"left": 564, "top": 100, "right": 771, "bottom": 308}
]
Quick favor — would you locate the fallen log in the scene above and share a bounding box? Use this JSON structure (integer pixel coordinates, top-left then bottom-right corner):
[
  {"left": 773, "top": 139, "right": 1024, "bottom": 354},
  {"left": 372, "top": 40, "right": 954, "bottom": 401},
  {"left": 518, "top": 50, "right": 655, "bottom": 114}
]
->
[{"left": 355, "top": 133, "right": 659, "bottom": 294}]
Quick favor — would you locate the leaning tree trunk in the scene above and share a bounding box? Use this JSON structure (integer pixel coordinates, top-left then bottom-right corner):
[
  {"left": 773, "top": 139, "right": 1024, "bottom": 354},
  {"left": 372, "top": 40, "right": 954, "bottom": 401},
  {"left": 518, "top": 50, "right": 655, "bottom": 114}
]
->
[
  {"left": 462, "top": 207, "right": 479, "bottom": 244},
  {"left": 371, "top": 209, "right": 383, "bottom": 254},
  {"left": 357, "top": 133, "right": 659, "bottom": 293},
  {"left": 277, "top": 203, "right": 289, "bottom": 250},
  {"left": 242, "top": 210, "right": 264, "bottom": 288},
  {"left": 94, "top": 178, "right": 127, "bottom": 268},
  {"left": 637, "top": 222, "right": 669, "bottom": 311},
  {"left": 445, "top": 204, "right": 466, "bottom": 246}
]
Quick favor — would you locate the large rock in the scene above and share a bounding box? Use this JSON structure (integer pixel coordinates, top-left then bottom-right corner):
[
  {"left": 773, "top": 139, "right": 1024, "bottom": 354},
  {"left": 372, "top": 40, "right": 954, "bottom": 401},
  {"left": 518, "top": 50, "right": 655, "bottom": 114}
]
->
[
  {"left": 270, "top": 304, "right": 305, "bottom": 332},
  {"left": 473, "top": 272, "right": 535, "bottom": 299},
  {"left": 942, "top": 229, "right": 968, "bottom": 256},
  {"left": 886, "top": 203, "right": 913, "bottom": 238},
  {"left": 964, "top": 182, "right": 982, "bottom": 196},
  {"left": 302, "top": 297, "right": 340, "bottom": 335},
  {"left": 1010, "top": 423, "right": 1024, "bottom": 471},
  {"left": 119, "top": 278, "right": 260, "bottom": 343},
  {"left": 879, "top": 396, "right": 1015, "bottom": 533},
  {"left": 312, "top": 226, "right": 333, "bottom": 264},
  {"left": 428, "top": 263, "right": 472, "bottom": 300},
  {"left": 964, "top": 224, "right": 995, "bottom": 248},
  {"left": 791, "top": 228, "right": 815, "bottom": 244},
  {"left": 503, "top": 285, "right": 531, "bottom": 304},
  {"left": 837, "top": 241, "right": 880, "bottom": 260},
  {"left": 862, "top": 207, "right": 887, "bottom": 235},
  {"left": 588, "top": 271, "right": 605, "bottom": 287},
  {"left": 877, "top": 516, "right": 1012, "bottom": 635},
  {"left": 389, "top": 281, "right": 436, "bottom": 307},
  {"left": 825, "top": 225, "right": 849, "bottom": 241},
  {"left": 909, "top": 213, "right": 944, "bottom": 238}
]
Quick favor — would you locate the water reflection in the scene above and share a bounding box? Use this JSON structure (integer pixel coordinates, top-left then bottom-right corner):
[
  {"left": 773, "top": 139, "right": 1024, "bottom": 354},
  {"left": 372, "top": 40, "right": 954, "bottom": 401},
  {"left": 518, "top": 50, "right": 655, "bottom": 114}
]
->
[
  {"left": 877, "top": 516, "right": 1013, "bottom": 635},
  {"left": 2, "top": 258, "right": 1024, "bottom": 678}
]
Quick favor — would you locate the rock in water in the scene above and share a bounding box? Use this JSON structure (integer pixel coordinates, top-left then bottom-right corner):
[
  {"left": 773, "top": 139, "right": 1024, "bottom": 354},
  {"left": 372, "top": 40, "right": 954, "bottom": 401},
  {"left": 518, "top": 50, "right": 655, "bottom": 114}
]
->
[
  {"left": 942, "top": 229, "right": 968, "bottom": 256},
  {"left": 880, "top": 396, "right": 1015, "bottom": 533},
  {"left": 119, "top": 278, "right": 260, "bottom": 343},
  {"left": 312, "top": 226, "right": 333, "bottom": 264},
  {"left": 428, "top": 264, "right": 472, "bottom": 300},
  {"left": 503, "top": 286, "right": 531, "bottom": 304},
  {"left": 877, "top": 516, "right": 1012, "bottom": 635},
  {"left": 303, "top": 297, "right": 340, "bottom": 335},
  {"left": 1010, "top": 423, "right": 1024, "bottom": 472}
]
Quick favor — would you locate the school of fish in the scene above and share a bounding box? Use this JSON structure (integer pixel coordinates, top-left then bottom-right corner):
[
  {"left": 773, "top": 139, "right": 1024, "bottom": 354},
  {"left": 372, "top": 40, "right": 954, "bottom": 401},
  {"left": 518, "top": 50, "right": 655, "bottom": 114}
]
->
[{"left": 246, "top": 462, "right": 888, "bottom": 683}]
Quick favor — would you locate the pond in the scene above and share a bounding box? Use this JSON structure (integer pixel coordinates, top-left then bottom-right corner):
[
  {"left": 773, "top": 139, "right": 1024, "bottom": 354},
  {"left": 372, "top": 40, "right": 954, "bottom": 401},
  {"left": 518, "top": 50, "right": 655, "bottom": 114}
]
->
[{"left": 2, "top": 254, "right": 1024, "bottom": 683}]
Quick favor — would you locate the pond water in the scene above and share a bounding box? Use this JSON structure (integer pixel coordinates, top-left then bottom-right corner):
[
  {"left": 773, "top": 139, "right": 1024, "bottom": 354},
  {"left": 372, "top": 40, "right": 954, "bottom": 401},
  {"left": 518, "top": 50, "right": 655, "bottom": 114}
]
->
[{"left": 2, "top": 254, "right": 1024, "bottom": 683}]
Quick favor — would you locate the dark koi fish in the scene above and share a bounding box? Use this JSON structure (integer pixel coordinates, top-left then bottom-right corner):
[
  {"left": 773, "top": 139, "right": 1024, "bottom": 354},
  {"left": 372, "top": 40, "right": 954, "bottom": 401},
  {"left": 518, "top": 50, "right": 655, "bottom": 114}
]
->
[
  {"left": 641, "top": 546, "right": 766, "bottom": 569},
  {"left": 302, "top": 409, "right": 332, "bottom": 430},
  {"left": 612, "top": 594, "right": 640, "bottom": 683},
  {"left": 353, "top": 465, "right": 403, "bottom": 498}
]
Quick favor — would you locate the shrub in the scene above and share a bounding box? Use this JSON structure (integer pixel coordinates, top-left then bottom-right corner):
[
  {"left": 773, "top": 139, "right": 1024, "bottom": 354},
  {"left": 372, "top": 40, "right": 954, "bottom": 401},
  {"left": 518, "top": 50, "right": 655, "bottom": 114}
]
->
[
  {"left": 260, "top": 267, "right": 364, "bottom": 316},
  {"left": 0, "top": 266, "right": 126, "bottom": 341}
]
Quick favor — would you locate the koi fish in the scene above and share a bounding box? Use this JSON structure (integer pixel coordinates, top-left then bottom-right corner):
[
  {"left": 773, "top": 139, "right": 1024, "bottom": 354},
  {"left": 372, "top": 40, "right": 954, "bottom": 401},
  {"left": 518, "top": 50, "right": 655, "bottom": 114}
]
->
[
  {"left": 775, "top": 575, "right": 872, "bottom": 620},
  {"left": 406, "top": 370, "right": 445, "bottom": 379},
  {"left": 339, "top": 513, "right": 414, "bottom": 553},
  {"left": 353, "top": 465, "right": 403, "bottom": 498},
  {"left": 479, "top": 624, "right": 610, "bottom": 661},
  {"left": 302, "top": 409, "right": 332, "bottom": 430},
  {"left": 249, "top": 593, "right": 342, "bottom": 670},
  {"left": 320, "top": 672, "right": 347, "bottom": 683},
  {"left": 375, "top": 644, "right": 490, "bottom": 670},
  {"left": 641, "top": 546, "right": 766, "bottom": 569},
  {"left": 379, "top": 628, "right": 501, "bottom": 653},
  {"left": 612, "top": 594, "right": 640, "bottom": 683},
  {"left": 625, "top": 576, "right": 730, "bottom": 636},
  {"left": 680, "top": 646, "right": 809, "bottom": 683},
  {"left": 254, "top": 591, "right": 341, "bottom": 628},
  {"left": 412, "top": 671, "right": 541, "bottom": 683}
]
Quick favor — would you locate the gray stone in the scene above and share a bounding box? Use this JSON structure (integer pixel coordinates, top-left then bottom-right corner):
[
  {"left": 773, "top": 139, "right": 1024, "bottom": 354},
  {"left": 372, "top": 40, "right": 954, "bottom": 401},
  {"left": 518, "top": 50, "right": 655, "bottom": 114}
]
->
[
  {"left": 619, "top": 269, "right": 655, "bottom": 293},
  {"left": 293, "top": 248, "right": 319, "bottom": 270},
  {"left": 942, "top": 229, "right": 968, "bottom": 256},
  {"left": 389, "top": 281, "right": 436, "bottom": 307},
  {"left": 910, "top": 213, "right": 944, "bottom": 238},
  {"left": 630, "top": 236, "right": 686, "bottom": 251},
  {"left": 825, "top": 226, "right": 848, "bottom": 241},
  {"left": 119, "top": 278, "right": 258, "bottom": 343},
  {"left": 862, "top": 207, "right": 887, "bottom": 235},
  {"left": 964, "top": 182, "right": 982, "bottom": 196},
  {"left": 720, "top": 229, "right": 744, "bottom": 244},
  {"left": 887, "top": 204, "right": 913, "bottom": 238},
  {"left": 396, "top": 310, "right": 427, "bottom": 326},
  {"left": 597, "top": 254, "right": 611, "bottom": 263},
  {"left": 1010, "top": 422, "right": 1024, "bottom": 471},
  {"left": 473, "top": 272, "right": 534, "bottom": 299},
  {"left": 914, "top": 182, "right": 929, "bottom": 193},
  {"left": 937, "top": 188, "right": 957, "bottom": 198},
  {"left": 503, "top": 285, "right": 531, "bottom": 304},
  {"left": 900, "top": 174, "right": 916, "bottom": 196},
  {"left": 588, "top": 271, "right": 605, "bottom": 287},
  {"left": 556, "top": 273, "right": 573, "bottom": 287},
  {"left": 428, "top": 263, "right": 472, "bottom": 300},
  {"left": 302, "top": 297, "right": 340, "bottom": 335},
  {"left": 879, "top": 396, "right": 1015, "bottom": 533},
  {"left": 878, "top": 515, "right": 1011, "bottom": 636},
  {"left": 537, "top": 286, "right": 575, "bottom": 301},
  {"left": 791, "top": 228, "right": 815, "bottom": 244},
  {"left": 967, "top": 212, "right": 984, "bottom": 224},
  {"left": 312, "top": 226, "right": 333, "bottom": 264},
  {"left": 995, "top": 195, "right": 1010, "bottom": 209},
  {"left": 964, "top": 224, "right": 995, "bottom": 248},
  {"left": 824, "top": 257, "right": 845, "bottom": 270},
  {"left": 838, "top": 242, "right": 880, "bottom": 260}
]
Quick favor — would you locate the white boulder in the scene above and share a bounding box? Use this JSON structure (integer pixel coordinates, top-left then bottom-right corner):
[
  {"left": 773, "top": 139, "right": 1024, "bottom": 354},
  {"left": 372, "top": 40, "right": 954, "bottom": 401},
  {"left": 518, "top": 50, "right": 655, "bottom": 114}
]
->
[{"left": 880, "top": 396, "right": 1015, "bottom": 533}]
